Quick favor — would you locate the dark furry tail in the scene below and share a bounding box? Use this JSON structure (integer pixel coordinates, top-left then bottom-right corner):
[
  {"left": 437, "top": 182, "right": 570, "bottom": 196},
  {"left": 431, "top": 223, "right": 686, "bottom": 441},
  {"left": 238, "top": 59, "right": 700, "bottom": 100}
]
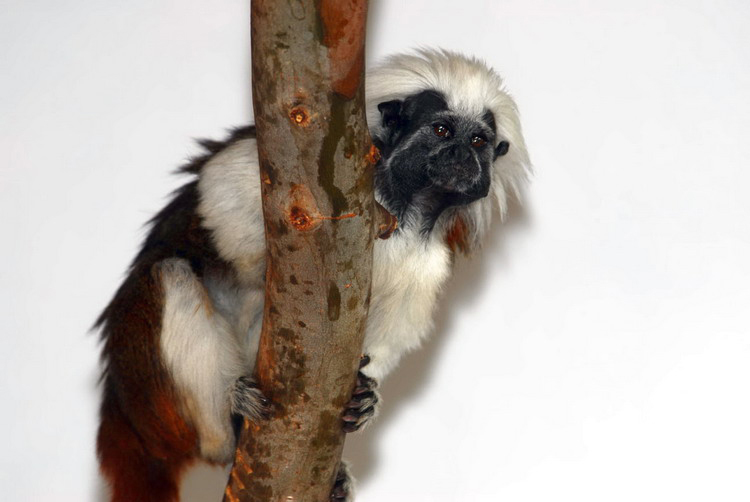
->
[{"left": 97, "top": 392, "right": 195, "bottom": 502}]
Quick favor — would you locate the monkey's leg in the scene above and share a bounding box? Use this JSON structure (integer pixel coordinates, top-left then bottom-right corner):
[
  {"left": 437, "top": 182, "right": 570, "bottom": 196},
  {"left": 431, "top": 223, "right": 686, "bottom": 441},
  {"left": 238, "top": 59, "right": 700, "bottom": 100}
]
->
[
  {"left": 342, "top": 355, "right": 380, "bottom": 432},
  {"left": 158, "top": 258, "right": 267, "bottom": 462}
]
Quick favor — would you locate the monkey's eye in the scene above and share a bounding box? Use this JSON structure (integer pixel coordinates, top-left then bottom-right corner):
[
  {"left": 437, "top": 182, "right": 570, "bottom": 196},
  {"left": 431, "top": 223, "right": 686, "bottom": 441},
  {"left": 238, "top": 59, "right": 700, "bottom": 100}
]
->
[
  {"left": 433, "top": 124, "right": 451, "bottom": 138},
  {"left": 470, "top": 136, "right": 487, "bottom": 148}
]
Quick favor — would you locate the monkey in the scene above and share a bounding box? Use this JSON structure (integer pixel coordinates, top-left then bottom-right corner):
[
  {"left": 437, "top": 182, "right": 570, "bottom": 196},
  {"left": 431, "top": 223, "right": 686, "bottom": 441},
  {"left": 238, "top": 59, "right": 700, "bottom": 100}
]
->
[{"left": 95, "top": 49, "right": 529, "bottom": 502}]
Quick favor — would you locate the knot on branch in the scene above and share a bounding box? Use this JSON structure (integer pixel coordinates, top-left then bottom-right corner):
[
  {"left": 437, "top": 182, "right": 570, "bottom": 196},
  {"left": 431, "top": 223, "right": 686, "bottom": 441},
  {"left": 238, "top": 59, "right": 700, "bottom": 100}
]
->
[
  {"left": 287, "top": 184, "right": 322, "bottom": 231},
  {"left": 287, "top": 184, "right": 357, "bottom": 232},
  {"left": 289, "top": 106, "right": 311, "bottom": 127},
  {"left": 289, "top": 205, "right": 314, "bottom": 231}
]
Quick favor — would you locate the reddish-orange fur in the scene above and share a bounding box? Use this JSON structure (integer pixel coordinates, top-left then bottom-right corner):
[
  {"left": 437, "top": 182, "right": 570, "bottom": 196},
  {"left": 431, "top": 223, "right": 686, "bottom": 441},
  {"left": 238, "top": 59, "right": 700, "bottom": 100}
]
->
[
  {"left": 444, "top": 215, "right": 470, "bottom": 254},
  {"left": 97, "top": 265, "right": 199, "bottom": 502}
]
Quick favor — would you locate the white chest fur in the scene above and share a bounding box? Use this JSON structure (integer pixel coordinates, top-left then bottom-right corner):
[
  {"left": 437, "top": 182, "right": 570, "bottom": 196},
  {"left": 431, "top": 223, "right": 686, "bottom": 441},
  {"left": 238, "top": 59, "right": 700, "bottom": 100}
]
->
[{"left": 362, "top": 227, "right": 452, "bottom": 380}]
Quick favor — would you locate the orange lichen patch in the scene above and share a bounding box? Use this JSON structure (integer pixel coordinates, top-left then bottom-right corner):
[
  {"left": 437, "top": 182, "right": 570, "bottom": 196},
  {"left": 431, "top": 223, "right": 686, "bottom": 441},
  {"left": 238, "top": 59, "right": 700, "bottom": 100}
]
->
[
  {"left": 324, "top": 212, "right": 356, "bottom": 221},
  {"left": 334, "top": 49, "right": 364, "bottom": 99},
  {"left": 319, "top": 0, "right": 367, "bottom": 98},
  {"left": 445, "top": 215, "right": 470, "bottom": 254},
  {"left": 367, "top": 144, "right": 381, "bottom": 164},
  {"left": 289, "top": 106, "right": 310, "bottom": 127},
  {"left": 230, "top": 469, "right": 246, "bottom": 490},
  {"left": 224, "top": 485, "right": 240, "bottom": 502},
  {"left": 236, "top": 453, "right": 253, "bottom": 474},
  {"left": 256, "top": 335, "right": 279, "bottom": 392}
]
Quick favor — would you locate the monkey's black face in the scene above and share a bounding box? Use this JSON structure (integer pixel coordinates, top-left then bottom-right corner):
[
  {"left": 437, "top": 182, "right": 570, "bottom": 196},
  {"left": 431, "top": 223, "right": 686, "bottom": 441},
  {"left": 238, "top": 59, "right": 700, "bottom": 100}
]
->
[{"left": 374, "top": 90, "right": 510, "bottom": 220}]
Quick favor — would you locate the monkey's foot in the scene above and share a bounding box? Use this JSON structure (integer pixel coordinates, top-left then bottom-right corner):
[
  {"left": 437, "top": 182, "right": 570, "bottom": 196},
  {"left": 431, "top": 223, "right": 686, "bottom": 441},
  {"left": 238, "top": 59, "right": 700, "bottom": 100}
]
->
[
  {"left": 330, "top": 460, "right": 355, "bottom": 502},
  {"left": 342, "top": 356, "right": 380, "bottom": 433},
  {"left": 230, "top": 376, "right": 271, "bottom": 422}
]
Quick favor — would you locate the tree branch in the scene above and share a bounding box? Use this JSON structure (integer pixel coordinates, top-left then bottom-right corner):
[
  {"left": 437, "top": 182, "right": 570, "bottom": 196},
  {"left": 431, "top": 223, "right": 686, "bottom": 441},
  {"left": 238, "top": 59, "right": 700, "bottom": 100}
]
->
[{"left": 224, "top": 1, "right": 374, "bottom": 500}]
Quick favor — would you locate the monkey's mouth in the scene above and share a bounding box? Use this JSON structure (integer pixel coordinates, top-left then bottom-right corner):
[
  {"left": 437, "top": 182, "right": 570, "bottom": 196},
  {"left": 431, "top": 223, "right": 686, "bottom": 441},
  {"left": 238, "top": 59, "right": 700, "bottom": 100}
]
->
[
  {"left": 454, "top": 182, "right": 490, "bottom": 203},
  {"left": 428, "top": 165, "right": 490, "bottom": 203}
]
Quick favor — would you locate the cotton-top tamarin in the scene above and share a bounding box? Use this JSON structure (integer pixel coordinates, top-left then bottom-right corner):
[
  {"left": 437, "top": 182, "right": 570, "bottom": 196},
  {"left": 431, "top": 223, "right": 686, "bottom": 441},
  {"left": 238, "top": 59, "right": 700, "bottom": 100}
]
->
[{"left": 96, "top": 49, "right": 529, "bottom": 502}]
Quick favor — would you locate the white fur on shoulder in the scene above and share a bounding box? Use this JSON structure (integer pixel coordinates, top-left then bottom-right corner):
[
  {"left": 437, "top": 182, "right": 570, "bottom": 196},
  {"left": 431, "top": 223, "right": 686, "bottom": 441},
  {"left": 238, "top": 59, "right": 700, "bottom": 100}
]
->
[{"left": 198, "top": 138, "right": 266, "bottom": 286}]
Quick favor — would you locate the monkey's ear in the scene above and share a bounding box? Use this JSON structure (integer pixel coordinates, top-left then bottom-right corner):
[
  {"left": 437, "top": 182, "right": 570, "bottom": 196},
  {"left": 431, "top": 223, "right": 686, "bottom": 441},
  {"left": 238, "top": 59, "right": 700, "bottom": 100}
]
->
[
  {"left": 495, "top": 141, "right": 510, "bottom": 158},
  {"left": 377, "top": 100, "right": 403, "bottom": 130}
]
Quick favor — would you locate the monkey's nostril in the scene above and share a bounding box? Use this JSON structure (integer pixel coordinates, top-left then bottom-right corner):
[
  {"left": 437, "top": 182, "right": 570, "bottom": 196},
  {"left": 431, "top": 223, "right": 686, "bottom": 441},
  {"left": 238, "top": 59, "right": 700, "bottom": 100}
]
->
[{"left": 449, "top": 147, "right": 471, "bottom": 163}]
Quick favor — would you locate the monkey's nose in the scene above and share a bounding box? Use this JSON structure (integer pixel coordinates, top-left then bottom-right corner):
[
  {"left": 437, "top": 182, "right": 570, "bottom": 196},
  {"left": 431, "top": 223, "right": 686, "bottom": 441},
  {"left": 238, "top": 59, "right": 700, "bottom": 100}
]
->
[{"left": 448, "top": 145, "right": 472, "bottom": 163}]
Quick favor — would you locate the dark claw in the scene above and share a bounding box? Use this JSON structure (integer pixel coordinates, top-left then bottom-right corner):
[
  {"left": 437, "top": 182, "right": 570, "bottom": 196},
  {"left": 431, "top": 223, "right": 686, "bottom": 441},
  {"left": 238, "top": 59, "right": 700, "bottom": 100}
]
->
[
  {"left": 330, "top": 461, "right": 353, "bottom": 501},
  {"left": 342, "top": 423, "right": 359, "bottom": 433},
  {"left": 342, "top": 406, "right": 370, "bottom": 422},
  {"left": 342, "top": 356, "right": 379, "bottom": 433},
  {"left": 348, "top": 391, "right": 375, "bottom": 406},
  {"left": 330, "top": 483, "right": 347, "bottom": 501},
  {"left": 359, "top": 354, "right": 371, "bottom": 368}
]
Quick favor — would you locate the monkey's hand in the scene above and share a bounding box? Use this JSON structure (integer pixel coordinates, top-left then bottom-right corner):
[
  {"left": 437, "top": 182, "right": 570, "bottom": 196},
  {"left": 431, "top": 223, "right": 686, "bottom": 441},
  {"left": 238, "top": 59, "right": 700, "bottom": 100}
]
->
[
  {"left": 230, "top": 376, "right": 271, "bottom": 422},
  {"left": 342, "top": 355, "right": 380, "bottom": 433}
]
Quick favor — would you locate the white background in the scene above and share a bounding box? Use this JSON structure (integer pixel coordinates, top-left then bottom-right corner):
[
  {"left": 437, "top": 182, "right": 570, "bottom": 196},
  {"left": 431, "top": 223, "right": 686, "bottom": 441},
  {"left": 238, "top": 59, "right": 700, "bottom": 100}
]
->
[{"left": 1, "top": 0, "right": 749, "bottom": 500}]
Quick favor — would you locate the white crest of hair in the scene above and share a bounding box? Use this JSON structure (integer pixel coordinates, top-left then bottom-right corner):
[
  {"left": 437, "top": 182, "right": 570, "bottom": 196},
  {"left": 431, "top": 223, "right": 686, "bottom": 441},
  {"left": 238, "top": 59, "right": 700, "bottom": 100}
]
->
[{"left": 366, "top": 48, "right": 531, "bottom": 224}]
